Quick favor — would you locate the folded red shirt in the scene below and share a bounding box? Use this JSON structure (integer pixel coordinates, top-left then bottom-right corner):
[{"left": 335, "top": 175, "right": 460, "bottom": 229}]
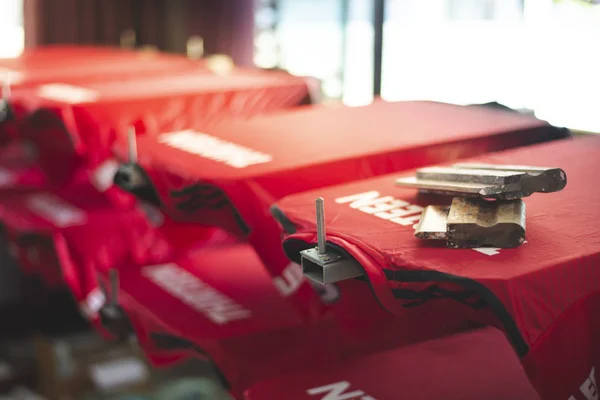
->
[
  {"left": 0, "top": 178, "right": 142, "bottom": 291},
  {"left": 274, "top": 135, "right": 600, "bottom": 400},
  {"left": 244, "top": 327, "right": 541, "bottom": 400},
  {"left": 0, "top": 176, "right": 237, "bottom": 319},
  {"left": 123, "top": 100, "right": 569, "bottom": 320},
  {"left": 0, "top": 161, "right": 47, "bottom": 192},
  {"left": 64, "top": 206, "right": 235, "bottom": 323},
  {"left": 4, "top": 70, "right": 310, "bottom": 189}
]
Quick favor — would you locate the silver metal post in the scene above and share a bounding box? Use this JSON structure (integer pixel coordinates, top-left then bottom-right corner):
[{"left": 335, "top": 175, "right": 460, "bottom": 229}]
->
[
  {"left": 316, "top": 197, "right": 326, "bottom": 254},
  {"left": 128, "top": 126, "right": 138, "bottom": 163},
  {"left": 300, "top": 196, "right": 365, "bottom": 284}
]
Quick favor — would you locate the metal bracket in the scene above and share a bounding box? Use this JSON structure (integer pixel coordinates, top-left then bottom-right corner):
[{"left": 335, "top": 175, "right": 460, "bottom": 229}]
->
[
  {"left": 300, "top": 197, "right": 364, "bottom": 285},
  {"left": 396, "top": 163, "right": 567, "bottom": 200},
  {"left": 415, "top": 197, "right": 526, "bottom": 248}
]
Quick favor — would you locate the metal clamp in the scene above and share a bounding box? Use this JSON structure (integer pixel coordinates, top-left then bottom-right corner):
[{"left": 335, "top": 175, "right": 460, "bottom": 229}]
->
[
  {"left": 396, "top": 163, "right": 567, "bottom": 200},
  {"left": 300, "top": 197, "right": 364, "bottom": 285},
  {"left": 415, "top": 197, "right": 526, "bottom": 248}
]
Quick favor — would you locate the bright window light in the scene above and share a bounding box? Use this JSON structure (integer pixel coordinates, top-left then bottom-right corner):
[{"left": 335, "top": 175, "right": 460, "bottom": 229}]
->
[
  {"left": 381, "top": 0, "right": 600, "bottom": 133},
  {"left": 0, "top": 0, "right": 24, "bottom": 58},
  {"left": 255, "top": 0, "right": 599, "bottom": 132}
]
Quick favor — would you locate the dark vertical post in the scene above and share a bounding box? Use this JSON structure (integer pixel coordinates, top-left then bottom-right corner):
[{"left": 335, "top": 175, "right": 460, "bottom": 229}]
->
[{"left": 373, "top": 0, "right": 385, "bottom": 97}]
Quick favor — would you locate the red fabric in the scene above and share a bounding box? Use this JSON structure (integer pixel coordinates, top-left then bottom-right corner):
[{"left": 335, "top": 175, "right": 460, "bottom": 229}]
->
[
  {"left": 0, "top": 162, "right": 47, "bottom": 192},
  {"left": 113, "top": 242, "right": 475, "bottom": 398},
  {"left": 0, "top": 46, "right": 210, "bottom": 182},
  {"left": 0, "top": 179, "right": 139, "bottom": 288},
  {"left": 7, "top": 66, "right": 309, "bottom": 185},
  {"left": 521, "top": 292, "right": 600, "bottom": 400},
  {"left": 113, "top": 244, "right": 335, "bottom": 396},
  {"left": 65, "top": 209, "right": 234, "bottom": 321},
  {"left": 277, "top": 135, "right": 600, "bottom": 399},
  {"left": 0, "top": 192, "right": 56, "bottom": 278},
  {"left": 127, "top": 100, "right": 567, "bottom": 320},
  {"left": 1, "top": 46, "right": 310, "bottom": 205},
  {"left": 244, "top": 327, "right": 540, "bottom": 400},
  {"left": 0, "top": 173, "right": 236, "bottom": 333},
  {"left": 0, "top": 45, "right": 202, "bottom": 89},
  {"left": 0, "top": 141, "right": 40, "bottom": 168},
  {"left": 0, "top": 46, "right": 203, "bottom": 139}
]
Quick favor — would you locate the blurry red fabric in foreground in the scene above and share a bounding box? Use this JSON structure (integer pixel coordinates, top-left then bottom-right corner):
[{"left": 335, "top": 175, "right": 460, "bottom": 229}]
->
[
  {"left": 244, "top": 327, "right": 540, "bottom": 400},
  {"left": 113, "top": 242, "right": 479, "bottom": 398},
  {"left": 0, "top": 179, "right": 141, "bottom": 291}
]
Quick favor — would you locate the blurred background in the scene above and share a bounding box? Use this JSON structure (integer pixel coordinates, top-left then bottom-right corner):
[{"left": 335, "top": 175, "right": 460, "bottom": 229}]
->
[
  {"left": 0, "top": 1, "right": 598, "bottom": 399},
  {"left": 1, "top": 0, "right": 599, "bottom": 132}
]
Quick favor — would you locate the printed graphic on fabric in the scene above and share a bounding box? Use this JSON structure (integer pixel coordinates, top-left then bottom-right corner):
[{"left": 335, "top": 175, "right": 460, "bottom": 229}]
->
[
  {"left": 37, "top": 83, "right": 99, "bottom": 104},
  {"left": 26, "top": 193, "right": 87, "bottom": 227},
  {"left": 335, "top": 190, "right": 520, "bottom": 256},
  {"left": 170, "top": 183, "right": 250, "bottom": 234},
  {"left": 307, "top": 381, "right": 376, "bottom": 400},
  {"left": 158, "top": 130, "right": 272, "bottom": 169},
  {"left": 170, "top": 184, "right": 230, "bottom": 213},
  {"left": 142, "top": 263, "right": 251, "bottom": 325},
  {"left": 568, "top": 367, "right": 598, "bottom": 400},
  {"left": 0, "top": 167, "right": 15, "bottom": 188}
]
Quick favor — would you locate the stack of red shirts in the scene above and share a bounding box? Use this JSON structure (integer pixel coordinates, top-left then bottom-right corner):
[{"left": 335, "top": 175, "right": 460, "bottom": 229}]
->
[
  {"left": 0, "top": 46, "right": 577, "bottom": 400},
  {"left": 274, "top": 135, "right": 600, "bottom": 400},
  {"left": 0, "top": 45, "right": 315, "bottom": 300},
  {"left": 121, "top": 100, "right": 569, "bottom": 322},
  {"left": 0, "top": 46, "right": 205, "bottom": 193},
  {"left": 0, "top": 175, "right": 234, "bottom": 322}
]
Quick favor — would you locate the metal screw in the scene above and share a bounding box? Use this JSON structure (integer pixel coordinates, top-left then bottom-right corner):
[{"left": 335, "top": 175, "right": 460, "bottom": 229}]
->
[{"left": 316, "top": 197, "right": 326, "bottom": 255}]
